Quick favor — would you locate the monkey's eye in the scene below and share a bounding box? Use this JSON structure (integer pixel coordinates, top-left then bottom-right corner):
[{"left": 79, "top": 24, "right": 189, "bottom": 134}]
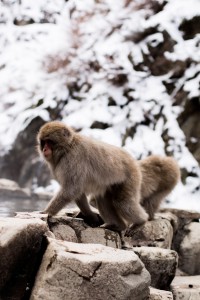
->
[
  {"left": 46, "top": 139, "right": 55, "bottom": 147},
  {"left": 40, "top": 139, "right": 55, "bottom": 150},
  {"left": 40, "top": 140, "right": 45, "bottom": 150}
]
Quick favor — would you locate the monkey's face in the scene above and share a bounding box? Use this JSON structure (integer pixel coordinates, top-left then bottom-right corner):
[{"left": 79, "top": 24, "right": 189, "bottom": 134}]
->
[
  {"left": 40, "top": 139, "right": 54, "bottom": 161},
  {"left": 37, "top": 121, "right": 74, "bottom": 162}
]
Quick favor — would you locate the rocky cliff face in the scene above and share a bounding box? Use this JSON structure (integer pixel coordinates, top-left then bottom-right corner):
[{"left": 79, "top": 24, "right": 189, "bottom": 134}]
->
[
  {"left": 0, "top": 0, "right": 199, "bottom": 203},
  {"left": 1, "top": 204, "right": 200, "bottom": 299}
]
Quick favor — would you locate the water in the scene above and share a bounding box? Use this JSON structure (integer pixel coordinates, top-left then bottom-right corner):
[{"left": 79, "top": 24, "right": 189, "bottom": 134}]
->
[{"left": 0, "top": 197, "right": 49, "bottom": 217}]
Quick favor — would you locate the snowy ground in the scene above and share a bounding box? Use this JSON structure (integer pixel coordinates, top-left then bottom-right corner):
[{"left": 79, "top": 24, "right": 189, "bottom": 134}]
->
[{"left": 0, "top": 0, "right": 199, "bottom": 211}]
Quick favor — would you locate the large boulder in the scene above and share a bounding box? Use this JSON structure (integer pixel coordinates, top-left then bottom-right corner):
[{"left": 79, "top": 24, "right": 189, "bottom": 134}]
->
[
  {"left": 125, "top": 218, "right": 174, "bottom": 249},
  {"left": 30, "top": 238, "right": 151, "bottom": 300},
  {"left": 0, "top": 117, "right": 50, "bottom": 188},
  {"left": 0, "top": 217, "right": 48, "bottom": 299},
  {"left": 178, "top": 222, "right": 200, "bottom": 275},
  {"left": 170, "top": 275, "right": 200, "bottom": 299},
  {"left": 133, "top": 247, "right": 178, "bottom": 290}
]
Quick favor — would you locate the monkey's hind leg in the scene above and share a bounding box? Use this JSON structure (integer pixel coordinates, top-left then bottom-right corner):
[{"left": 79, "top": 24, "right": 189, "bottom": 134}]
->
[
  {"left": 123, "top": 201, "right": 150, "bottom": 236},
  {"left": 96, "top": 195, "right": 127, "bottom": 232},
  {"left": 112, "top": 181, "right": 149, "bottom": 228},
  {"left": 117, "top": 199, "right": 149, "bottom": 226},
  {"left": 112, "top": 184, "right": 149, "bottom": 236},
  {"left": 142, "top": 189, "right": 172, "bottom": 220}
]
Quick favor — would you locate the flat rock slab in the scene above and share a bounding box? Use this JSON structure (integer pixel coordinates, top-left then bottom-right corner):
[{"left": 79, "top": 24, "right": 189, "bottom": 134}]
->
[
  {"left": 31, "top": 239, "right": 150, "bottom": 300},
  {"left": 0, "top": 179, "right": 53, "bottom": 201},
  {"left": 0, "top": 178, "right": 30, "bottom": 199},
  {"left": 80, "top": 227, "right": 121, "bottom": 248},
  {"left": 149, "top": 287, "right": 173, "bottom": 299},
  {"left": 15, "top": 211, "right": 48, "bottom": 221},
  {"left": 160, "top": 208, "right": 200, "bottom": 220},
  {"left": 170, "top": 276, "right": 200, "bottom": 299}
]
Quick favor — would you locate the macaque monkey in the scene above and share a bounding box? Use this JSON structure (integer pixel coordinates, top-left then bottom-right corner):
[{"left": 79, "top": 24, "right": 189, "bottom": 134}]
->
[
  {"left": 139, "top": 155, "right": 180, "bottom": 220},
  {"left": 37, "top": 121, "right": 149, "bottom": 231},
  {"left": 90, "top": 156, "right": 180, "bottom": 223},
  {"left": 37, "top": 121, "right": 180, "bottom": 232}
]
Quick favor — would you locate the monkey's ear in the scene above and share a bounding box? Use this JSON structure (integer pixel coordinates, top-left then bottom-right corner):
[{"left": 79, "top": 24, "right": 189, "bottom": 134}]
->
[{"left": 62, "top": 127, "right": 72, "bottom": 138}]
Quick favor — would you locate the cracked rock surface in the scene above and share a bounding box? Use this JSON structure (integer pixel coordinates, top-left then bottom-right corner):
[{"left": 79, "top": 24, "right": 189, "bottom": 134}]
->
[{"left": 30, "top": 238, "right": 150, "bottom": 300}]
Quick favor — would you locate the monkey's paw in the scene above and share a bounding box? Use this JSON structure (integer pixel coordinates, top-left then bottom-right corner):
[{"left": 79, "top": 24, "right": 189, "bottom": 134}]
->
[
  {"left": 121, "top": 242, "right": 133, "bottom": 250},
  {"left": 125, "top": 223, "right": 144, "bottom": 237},
  {"left": 88, "top": 213, "right": 104, "bottom": 227},
  {"left": 75, "top": 211, "right": 103, "bottom": 227},
  {"left": 100, "top": 223, "right": 124, "bottom": 232}
]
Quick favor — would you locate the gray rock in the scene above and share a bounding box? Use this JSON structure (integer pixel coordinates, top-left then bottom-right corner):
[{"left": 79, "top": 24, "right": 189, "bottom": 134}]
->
[
  {"left": 0, "top": 217, "right": 48, "bottom": 298},
  {"left": 31, "top": 239, "right": 151, "bottom": 300},
  {"left": 125, "top": 218, "right": 173, "bottom": 249},
  {"left": 80, "top": 227, "right": 121, "bottom": 248},
  {"left": 156, "top": 212, "right": 179, "bottom": 232},
  {"left": 48, "top": 214, "right": 89, "bottom": 242},
  {"left": 0, "top": 178, "right": 30, "bottom": 199},
  {"left": 15, "top": 211, "right": 48, "bottom": 221},
  {"left": 133, "top": 247, "right": 178, "bottom": 290},
  {"left": 149, "top": 287, "right": 173, "bottom": 299},
  {"left": 0, "top": 178, "right": 19, "bottom": 189},
  {"left": 170, "top": 275, "right": 200, "bottom": 299},
  {"left": 0, "top": 117, "right": 50, "bottom": 188},
  {"left": 160, "top": 208, "right": 200, "bottom": 221},
  {"left": 178, "top": 222, "right": 200, "bottom": 275},
  {"left": 51, "top": 224, "right": 78, "bottom": 242}
]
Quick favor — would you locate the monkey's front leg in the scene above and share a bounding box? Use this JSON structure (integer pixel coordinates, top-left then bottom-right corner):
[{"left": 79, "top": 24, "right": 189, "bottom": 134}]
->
[
  {"left": 75, "top": 195, "right": 103, "bottom": 227},
  {"left": 43, "top": 189, "right": 72, "bottom": 216}
]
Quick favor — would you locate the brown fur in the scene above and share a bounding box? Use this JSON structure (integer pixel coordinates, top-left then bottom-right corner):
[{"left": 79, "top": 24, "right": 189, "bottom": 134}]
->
[
  {"left": 139, "top": 155, "right": 180, "bottom": 220},
  {"left": 37, "top": 121, "right": 148, "bottom": 231}
]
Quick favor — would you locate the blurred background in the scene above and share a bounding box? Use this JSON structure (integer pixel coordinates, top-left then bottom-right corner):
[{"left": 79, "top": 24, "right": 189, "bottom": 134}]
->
[{"left": 0, "top": 0, "right": 199, "bottom": 215}]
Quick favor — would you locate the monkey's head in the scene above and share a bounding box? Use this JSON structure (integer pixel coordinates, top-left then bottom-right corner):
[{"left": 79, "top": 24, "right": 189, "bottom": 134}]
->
[{"left": 37, "top": 121, "right": 74, "bottom": 162}]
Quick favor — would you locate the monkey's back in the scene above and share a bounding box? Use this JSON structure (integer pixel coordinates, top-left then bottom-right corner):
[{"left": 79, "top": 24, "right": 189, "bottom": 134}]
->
[
  {"left": 139, "top": 155, "right": 180, "bottom": 200},
  {"left": 76, "top": 134, "right": 140, "bottom": 194}
]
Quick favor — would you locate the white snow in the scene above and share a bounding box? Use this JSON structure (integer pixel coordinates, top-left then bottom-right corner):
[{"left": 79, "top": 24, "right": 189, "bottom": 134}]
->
[{"left": 0, "top": 0, "right": 199, "bottom": 211}]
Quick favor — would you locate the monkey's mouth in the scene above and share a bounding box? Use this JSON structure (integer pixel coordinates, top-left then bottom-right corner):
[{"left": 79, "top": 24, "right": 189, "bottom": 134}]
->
[{"left": 43, "top": 151, "right": 50, "bottom": 158}]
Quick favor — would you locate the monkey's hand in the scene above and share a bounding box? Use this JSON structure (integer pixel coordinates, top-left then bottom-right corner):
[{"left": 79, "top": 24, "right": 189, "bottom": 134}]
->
[{"left": 75, "top": 211, "right": 103, "bottom": 227}]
